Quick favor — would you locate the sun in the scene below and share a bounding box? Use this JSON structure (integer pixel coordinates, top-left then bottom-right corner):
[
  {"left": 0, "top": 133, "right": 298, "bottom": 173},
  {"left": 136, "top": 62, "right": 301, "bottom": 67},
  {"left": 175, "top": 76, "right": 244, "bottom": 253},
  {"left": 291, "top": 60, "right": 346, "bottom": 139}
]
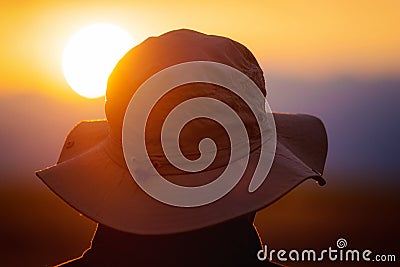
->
[{"left": 62, "top": 23, "right": 134, "bottom": 98}]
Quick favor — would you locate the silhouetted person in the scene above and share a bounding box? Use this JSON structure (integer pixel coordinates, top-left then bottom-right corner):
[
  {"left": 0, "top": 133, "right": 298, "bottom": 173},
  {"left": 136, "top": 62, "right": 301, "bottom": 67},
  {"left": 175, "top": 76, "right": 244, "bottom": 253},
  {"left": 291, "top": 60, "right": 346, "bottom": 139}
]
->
[{"left": 37, "top": 29, "right": 327, "bottom": 267}]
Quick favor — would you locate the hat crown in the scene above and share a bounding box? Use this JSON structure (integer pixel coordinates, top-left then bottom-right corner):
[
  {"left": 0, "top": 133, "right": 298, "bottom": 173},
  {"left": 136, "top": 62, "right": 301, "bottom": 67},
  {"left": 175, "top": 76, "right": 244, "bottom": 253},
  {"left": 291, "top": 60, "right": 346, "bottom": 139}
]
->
[{"left": 105, "top": 29, "right": 266, "bottom": 143}]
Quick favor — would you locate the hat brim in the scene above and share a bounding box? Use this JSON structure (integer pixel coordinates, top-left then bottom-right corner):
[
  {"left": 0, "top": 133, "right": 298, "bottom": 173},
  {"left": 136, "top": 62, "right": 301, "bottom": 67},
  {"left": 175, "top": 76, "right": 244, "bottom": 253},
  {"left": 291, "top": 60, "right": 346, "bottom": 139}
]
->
[{"left": 36, "top": 113, "right": 327, "bottom": 235}]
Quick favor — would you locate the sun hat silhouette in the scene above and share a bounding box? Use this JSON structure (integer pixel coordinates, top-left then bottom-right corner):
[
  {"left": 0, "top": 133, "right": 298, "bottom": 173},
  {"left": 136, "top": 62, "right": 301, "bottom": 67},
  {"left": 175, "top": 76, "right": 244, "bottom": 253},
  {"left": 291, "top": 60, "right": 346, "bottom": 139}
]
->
[{"left": 36, "top": 29, "right": 327, "bottom": 235}]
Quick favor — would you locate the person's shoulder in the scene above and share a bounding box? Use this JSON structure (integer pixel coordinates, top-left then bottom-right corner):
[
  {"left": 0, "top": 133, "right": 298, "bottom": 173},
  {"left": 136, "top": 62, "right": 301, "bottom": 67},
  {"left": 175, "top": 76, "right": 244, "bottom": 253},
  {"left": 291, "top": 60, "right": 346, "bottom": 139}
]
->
[{"left": 52, "top": 255, "right": 88, "bottom": 267}]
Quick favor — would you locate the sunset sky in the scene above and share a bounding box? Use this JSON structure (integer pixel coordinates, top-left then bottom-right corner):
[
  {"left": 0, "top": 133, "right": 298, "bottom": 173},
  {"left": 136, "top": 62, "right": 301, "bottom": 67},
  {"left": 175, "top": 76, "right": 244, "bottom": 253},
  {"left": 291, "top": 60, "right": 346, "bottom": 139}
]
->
[
  {"left": 1, "top": 0, "right": 399, "bottom": 97},
  {"left": 0, "top": 1, "right": 399, "bottom": 186}
]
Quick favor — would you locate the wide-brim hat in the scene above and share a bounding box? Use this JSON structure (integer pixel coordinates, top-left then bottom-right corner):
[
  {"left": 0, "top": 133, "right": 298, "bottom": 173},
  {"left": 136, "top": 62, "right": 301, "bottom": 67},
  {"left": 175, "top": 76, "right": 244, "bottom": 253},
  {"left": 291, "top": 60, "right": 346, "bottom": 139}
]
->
[{"left": 36, "top": 29, "right": 328, "bottom": 235}]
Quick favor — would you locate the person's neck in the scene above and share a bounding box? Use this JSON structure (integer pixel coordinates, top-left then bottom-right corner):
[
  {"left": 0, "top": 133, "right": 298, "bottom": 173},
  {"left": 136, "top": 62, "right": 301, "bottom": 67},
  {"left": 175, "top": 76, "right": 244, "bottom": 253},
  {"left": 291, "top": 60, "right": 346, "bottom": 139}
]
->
[{"left": 82, "top": 215, "right": 263, "bottom": 266}]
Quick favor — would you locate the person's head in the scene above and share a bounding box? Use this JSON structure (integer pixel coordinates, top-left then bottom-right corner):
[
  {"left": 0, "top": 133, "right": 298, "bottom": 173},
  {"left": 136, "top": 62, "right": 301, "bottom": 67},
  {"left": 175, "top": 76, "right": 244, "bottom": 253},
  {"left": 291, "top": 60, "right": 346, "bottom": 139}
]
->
[{"left": 36, "top": 29, "right": 327, "bottom": 236}]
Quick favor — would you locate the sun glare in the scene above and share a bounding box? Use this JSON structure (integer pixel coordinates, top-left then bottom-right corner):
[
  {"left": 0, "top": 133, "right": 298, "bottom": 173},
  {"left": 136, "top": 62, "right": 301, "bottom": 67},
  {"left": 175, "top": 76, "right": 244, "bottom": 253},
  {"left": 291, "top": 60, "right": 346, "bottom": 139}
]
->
[{"left": 62, "top": 24, "right": 134, "bottom": 98}]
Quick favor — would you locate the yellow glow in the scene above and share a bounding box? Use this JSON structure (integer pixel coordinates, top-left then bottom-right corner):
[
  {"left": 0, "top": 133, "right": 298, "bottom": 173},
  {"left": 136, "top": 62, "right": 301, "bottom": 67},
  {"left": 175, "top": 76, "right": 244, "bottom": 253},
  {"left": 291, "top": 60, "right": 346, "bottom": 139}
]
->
[
  {"left": 1, "top": 1, "right": 399, "bottom": 98},
  {"left": 62, "top": 23, "right": 134, "bottom": 98}
]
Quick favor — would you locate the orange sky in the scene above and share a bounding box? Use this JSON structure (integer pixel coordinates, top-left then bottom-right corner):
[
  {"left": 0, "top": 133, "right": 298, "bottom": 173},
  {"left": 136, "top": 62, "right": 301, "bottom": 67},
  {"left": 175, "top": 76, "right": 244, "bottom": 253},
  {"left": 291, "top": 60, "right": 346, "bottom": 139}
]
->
[{"left": 1, "top": 0, "right": 399, "bottom": 98}]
